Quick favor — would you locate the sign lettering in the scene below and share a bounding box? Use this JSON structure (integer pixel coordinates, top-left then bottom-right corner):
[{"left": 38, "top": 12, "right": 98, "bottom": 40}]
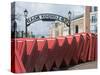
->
[{"left": 26, "top": 13, "right": 69, "bottom": 26}]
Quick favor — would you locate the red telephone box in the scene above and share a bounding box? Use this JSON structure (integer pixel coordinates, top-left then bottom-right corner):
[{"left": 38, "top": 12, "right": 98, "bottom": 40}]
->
[
  {"left": 45, "top": 38, "right": 58, "bottom": 71},
  {"left": 35, "top": 38, "right": 48, "bottom": 72},
  {"left": 55, "top": 36, "right": 68, "bottom": 68},
  {"left": 64, "top": 35, "right": 77, "bottom": 65},
  {"left": 71, "top": 34, "right": 84, "bottom": 64}
]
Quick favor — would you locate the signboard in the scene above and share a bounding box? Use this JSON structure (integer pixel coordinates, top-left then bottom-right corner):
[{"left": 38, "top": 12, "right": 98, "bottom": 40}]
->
[{"left": 26, "top": 13, "right": 69, "bottom": 26}]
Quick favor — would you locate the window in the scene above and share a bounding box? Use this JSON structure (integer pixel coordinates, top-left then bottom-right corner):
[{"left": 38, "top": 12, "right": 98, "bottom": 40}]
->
[
  {"left": 91, "top": 15, "right": 97, "bottom": 23},
  {"left": 75, "top": 25, "right": 78, "bottom": 33},
  {"left": 90, "top": 25, "right": 97, "bottom": 33},
  {"left": 94, "top": 7, "right": 97, "bottom": 11},
  {"left": 92, "top": 7, "right": 97, "bottom": 12}
]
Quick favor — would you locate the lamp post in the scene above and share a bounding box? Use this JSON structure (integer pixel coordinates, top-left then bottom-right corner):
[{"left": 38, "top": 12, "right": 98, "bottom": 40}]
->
[
  {"left": 68, "top": 11, "right": 72, "bottom": 35},
  {"left": 24, "top": 9, "right": 28, "bottom": 37},
  {"left": 12, "top": 20, "right": 17, "bottom": 38}
]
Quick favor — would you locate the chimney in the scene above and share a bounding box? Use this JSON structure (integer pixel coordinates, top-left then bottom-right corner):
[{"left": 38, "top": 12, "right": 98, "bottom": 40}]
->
[{"left": 84, "top": 6, "right": 91, "bottom": 32}]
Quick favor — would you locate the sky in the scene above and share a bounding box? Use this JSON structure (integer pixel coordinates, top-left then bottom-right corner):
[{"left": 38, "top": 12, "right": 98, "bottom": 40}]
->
[{"left": 12, "top": 1, "right": 84, "bottom": 36}]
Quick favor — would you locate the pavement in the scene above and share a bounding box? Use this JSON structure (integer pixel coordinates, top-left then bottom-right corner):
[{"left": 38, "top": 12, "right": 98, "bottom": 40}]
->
[
  {"left": 68, "top": 61, "right": 97, "bottom": 70},
  {"left": 49, "top": 61, "right": 97, "bottom": 71}
]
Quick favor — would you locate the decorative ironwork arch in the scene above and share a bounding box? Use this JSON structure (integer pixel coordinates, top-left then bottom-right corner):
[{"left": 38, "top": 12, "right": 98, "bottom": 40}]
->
[{"left": 26, "top": 13, "right": 70, "bottom": 27}]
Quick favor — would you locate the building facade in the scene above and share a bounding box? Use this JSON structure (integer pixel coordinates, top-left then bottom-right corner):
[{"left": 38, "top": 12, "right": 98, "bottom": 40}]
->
[
  {"left": 49, "top": 6, "right": 97, "bottom": 38},
  {"left": 49, "top": 15, "right": 85, "bottom": 37},
  {"left": 90, "top": 7, "right": 97, "bottom": 33}
]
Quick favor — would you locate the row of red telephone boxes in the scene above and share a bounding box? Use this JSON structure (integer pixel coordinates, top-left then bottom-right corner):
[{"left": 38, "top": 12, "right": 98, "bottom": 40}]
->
[{"left": 11, "top": 32, "right": 97, "bottom": 73}]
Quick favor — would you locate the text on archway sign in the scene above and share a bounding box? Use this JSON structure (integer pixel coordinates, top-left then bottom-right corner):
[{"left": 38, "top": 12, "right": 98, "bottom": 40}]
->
[{"left": 26, "top": 13, "right": 69, "bottom": 26}]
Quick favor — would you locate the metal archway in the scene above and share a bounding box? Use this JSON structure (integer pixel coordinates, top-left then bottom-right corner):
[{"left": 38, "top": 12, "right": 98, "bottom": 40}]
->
[{"left": 26, "top": 13, "right": 70, "bottom": 27}]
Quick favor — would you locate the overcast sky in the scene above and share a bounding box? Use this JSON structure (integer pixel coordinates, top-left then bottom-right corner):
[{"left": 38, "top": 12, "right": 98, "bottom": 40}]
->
[{"left": 14, "top": 1, "right": 84, "bottom": 36}]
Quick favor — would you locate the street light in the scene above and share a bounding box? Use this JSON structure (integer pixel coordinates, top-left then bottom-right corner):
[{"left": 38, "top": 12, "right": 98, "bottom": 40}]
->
[
  {"left": 68, "top": 11, "right": 72, "bottom": 35},
  {"left": 24, "top": 9, "right": 28, "bottom": 17},
  {"left": 24, "top": 9, "right": 28, "bottom": 37}
]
